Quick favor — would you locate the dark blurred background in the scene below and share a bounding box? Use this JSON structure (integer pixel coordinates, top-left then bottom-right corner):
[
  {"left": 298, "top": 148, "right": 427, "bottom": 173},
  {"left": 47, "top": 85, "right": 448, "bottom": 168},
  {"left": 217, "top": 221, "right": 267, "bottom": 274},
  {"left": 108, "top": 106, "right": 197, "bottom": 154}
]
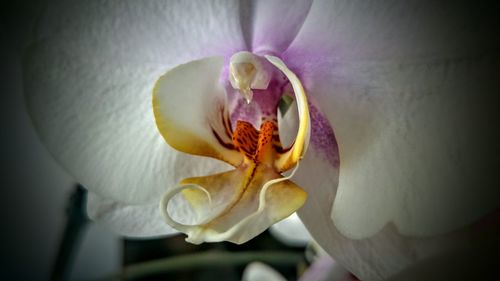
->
[{"left": 1, "top": 1, "right": 120, "bottom": 280}]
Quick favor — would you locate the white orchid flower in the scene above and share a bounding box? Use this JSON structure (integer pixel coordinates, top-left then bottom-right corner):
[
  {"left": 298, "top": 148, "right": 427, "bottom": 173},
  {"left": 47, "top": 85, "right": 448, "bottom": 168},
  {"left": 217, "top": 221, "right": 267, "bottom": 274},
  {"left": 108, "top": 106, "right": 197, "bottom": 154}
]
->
[{"left": 24, "top": 1, "right": 499, "bottom": 280}]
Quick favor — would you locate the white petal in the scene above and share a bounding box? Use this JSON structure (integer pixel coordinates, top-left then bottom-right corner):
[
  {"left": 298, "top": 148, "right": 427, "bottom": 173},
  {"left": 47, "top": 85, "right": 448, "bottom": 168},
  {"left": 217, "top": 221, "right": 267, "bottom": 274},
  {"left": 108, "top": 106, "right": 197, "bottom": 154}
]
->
[
  {"left": 326, "top": 58, "right": 499, "bottom": 238},
  {"left": 281, "top": 99, "right": 500, "bottom": 280},
  {"left": 36, "top": 0, "right": 246, "bottom": 66},
  {"left": 294, "top": 147, "right": 468, "bottom": 280},
  {"left": 285, "top": 1, "right": 497, "bottom": 62},
  {"left": 86, "top": 192, "right": 177, "bottom": 238},
  {"left": 265, "top": 2, "right": 499, "bottom": 279},
  {"left": 241, "top": 0, "right": 313, "bottom": 54},
  {"left": 281, "top": 0, "right": 500, "bottom": 241},
  {"left": 242, "top": 262, "right": 287, "bottom": 281},
  {"left": 270, "top": 213, "right": 312, "bottom": 247},
  {"left": 25, "top": 0, "right": 247, "bottom": 209},
  {"left": 24, "top": 41, "right": 231, "bottom": 206},
  {"left": 292, "top": 58, "right": 499, "bottom": 280}
]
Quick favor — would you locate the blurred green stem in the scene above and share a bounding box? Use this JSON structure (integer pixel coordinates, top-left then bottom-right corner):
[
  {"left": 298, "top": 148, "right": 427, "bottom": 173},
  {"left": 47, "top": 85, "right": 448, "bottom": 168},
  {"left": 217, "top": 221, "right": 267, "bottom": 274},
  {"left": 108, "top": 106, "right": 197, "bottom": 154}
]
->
[
  {"left": 105, "top": 250, "right": 304, "bottom": 280},
  {"left": 51, "top": 185, "right": 89, "bottom": 281}
]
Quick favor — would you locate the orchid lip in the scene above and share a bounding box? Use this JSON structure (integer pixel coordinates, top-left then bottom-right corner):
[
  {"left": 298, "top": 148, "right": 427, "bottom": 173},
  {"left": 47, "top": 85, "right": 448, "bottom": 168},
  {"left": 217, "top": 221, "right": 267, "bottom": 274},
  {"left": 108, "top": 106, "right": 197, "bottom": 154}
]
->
[{"left": 152, "top": 53, "right": 311, "bottom": 244}]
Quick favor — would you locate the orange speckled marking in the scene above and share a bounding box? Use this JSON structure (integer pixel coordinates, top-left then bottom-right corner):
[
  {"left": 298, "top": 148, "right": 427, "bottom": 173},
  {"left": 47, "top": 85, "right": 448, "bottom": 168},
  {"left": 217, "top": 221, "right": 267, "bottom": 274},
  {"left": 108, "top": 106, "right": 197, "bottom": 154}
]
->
[
  {"left": 232, "top": 120, "right": 279, "bottom": 164},
  {"left": 232, "top": 121, "right": 258, "bottom": 159}
]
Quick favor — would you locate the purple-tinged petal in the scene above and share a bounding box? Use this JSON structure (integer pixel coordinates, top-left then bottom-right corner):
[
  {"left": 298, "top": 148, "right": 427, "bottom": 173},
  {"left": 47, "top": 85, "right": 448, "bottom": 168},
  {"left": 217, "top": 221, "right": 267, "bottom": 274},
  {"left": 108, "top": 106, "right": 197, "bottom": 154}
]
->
[
  {"left": 277, "top": 1, "right": 500, "bottom": 278},
  {"left": 279, "top": 0, "right": 500, "bottom": 240},
  {"left": 280, "top": 83, "right": 499, "bottom": 280},
  {"left": 308, "top": 104, "right": 339, "bottom": 168},
  {"left": 240, "top": 0, "right": 313, "bottom": 54},
  {"left": 294, "top": 57, "right": 500, "bottom": 281}
]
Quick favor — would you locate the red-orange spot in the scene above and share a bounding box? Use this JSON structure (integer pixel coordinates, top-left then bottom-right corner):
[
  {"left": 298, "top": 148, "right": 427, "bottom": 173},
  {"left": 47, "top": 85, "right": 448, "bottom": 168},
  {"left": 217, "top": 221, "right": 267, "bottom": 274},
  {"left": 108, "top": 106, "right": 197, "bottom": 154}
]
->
[
  {"left": 232, "top": 120, "right": 281, "bottom": 164},
  {"left": 233, "top": 121, "right": 259, "bottom": 159},
  {"left": 255, "top": 121, "right": 277, "bottom": 164}
]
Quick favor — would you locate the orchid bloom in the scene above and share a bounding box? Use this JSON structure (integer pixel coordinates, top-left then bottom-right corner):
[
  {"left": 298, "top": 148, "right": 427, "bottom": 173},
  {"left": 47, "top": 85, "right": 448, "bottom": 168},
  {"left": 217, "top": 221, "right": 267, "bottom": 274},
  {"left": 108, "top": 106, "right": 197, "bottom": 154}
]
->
[
  {"left": 153, "top": 53, "right": 310, "bottom": 244},
  {"left": 24, "top": 1, "right": 499, "bottom": 280}
]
